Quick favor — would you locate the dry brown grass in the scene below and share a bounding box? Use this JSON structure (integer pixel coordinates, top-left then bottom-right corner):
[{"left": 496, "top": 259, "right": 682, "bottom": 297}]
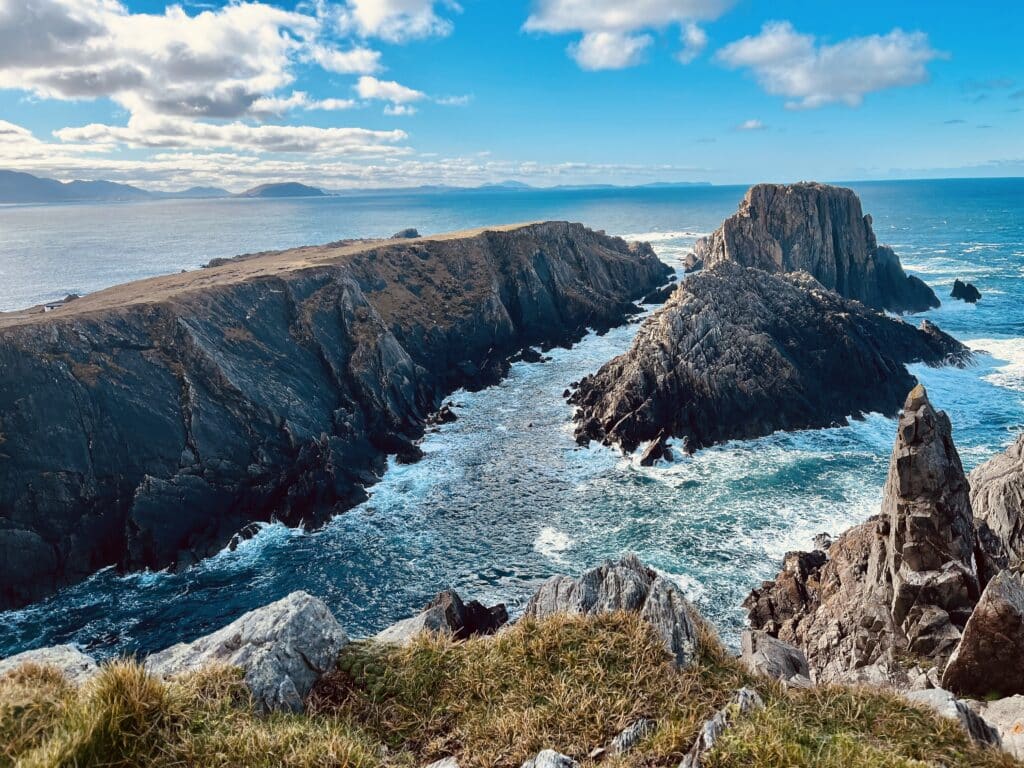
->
[{"left": 1, "top": 613, "right": 1019, "bottom": 768}]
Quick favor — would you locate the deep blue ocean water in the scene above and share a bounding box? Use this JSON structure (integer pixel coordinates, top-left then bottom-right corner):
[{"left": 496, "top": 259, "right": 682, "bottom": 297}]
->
[{"left": 2, "top": 178, "right": 1023, "bottom": 658}]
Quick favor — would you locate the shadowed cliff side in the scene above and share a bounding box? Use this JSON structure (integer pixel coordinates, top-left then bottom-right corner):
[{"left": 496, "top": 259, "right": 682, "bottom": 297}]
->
[
  {"left": 693, "top": 183, "right": 939, "bottom": 313},
  {"left": 0, "top": 222, "right": 671, "bottom": 610}
]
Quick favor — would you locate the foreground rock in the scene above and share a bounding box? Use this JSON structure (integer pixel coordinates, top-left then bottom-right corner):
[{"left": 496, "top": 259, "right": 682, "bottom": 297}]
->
[
  {"left": 147, "top": 591, "right": 348, "bottom": 712},
  {"left": 970, "top": 434, "right": 1024, "bottom": 571},
  {"left": 374, "top": 590, "right": 508, "bottom": 644},
  {"left": 693, "top": 182, "right": 939, "bottom": 313},
  {"left": 746, "top": 387, "right": 980, "bottom": 684},
  {"left": 572, "top": 265, "right": 968, "bottom": 454},
  {"left": 520, "top": 751, "right": 578, "bottom": 768},
  {"left": 680, "top": 687, "right": 764, "bottom": 768},
  {"left": 951, "top": 279, "right": 982, "bottom": 303},
  {"left": 942, "top": 570, "right": 1024, "bottom": 697},
  {"left": 0, "top": 644, "right": 98, "bottom": 685},
  {"left": 971, "top": 696, "right": 1024, "bottom": 759},
  {"left": 524, "top": 554, "right": 700, "bottom": 667},
  {"left": 740, "top": 629, "right": 810, "bottom": 687},
  {"left": 0, "top": 222, "right": 670, "bottom": 610},
  {"left": 904, "top": 689, "right": 1001, "bottom": 748}
]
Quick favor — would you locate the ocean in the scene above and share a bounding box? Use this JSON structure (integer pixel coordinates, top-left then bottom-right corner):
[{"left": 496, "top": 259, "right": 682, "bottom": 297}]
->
[{"left": 2, "top": 178, "right": 1023, "bottom": 658}]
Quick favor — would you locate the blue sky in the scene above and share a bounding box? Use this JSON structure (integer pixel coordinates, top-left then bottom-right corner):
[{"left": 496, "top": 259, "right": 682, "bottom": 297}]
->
[{"left": 0, "top": 0, "right": 1021, "bottom": 190}]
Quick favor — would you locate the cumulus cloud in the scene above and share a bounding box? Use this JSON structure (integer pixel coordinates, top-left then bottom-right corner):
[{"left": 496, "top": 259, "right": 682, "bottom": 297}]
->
[
  {"left": 326, "top": 0, "right": 460, "bottom": 43},
  {"left": 524, "top": 0, "right": 734, "bottom": 69},
  {"left": 355, "top": 75, "right": 426, "bottom": 113},
  {"left": 716, "top": 21, "right": 944, "bottom": 109},
  {"left": 309, "top": 44, "right": 382, "bottom": 74}
]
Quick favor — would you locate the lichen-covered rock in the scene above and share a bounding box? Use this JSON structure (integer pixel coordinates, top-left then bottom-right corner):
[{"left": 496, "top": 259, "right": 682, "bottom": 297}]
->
[
  {"left": 571, "top": 264, "right": 968, "bottom": 454},
  {"left": 520, "top": 750, "right": 579, "bottom": 768},
  {"left": 970, "top": 434, "right": 1024, "bottom": 570},
  {"left": 693, "top": 182, "right": 938, "bottom": 313},
  {"left": 903, "top": 689, "right": 1001, "bottom": 748},
  {"left": 740, "top": 630, "right": 810, "bottom": 685},
  {"left": 524, "top": 554, "right": 700, "bottom": 667},
  {"left": 746, "top": 387, "right": 981, "bottom": 684},
  {"left": 0, "top": 222, "right": 670, "bottom": 610},
  {"left": 0, "top": 644, "right": 98, "bottom": 685},
  {"left": 147, "top": 591, "right": 348, "bottom": 712},
  {"left": 608, "top": 718, "right": 656, "bottom": 755},
  {"left": 970, "top": 695, "right": 1024, "bottom": 759},
  {"left": 942, "top": 570, "right": 1024, "bottom": 697},
  {"left": 374, "top": 590, "right": 507, "bottom": 644},
  {"left": 679, "top": 687, "right": 764, "bottom": 768}
]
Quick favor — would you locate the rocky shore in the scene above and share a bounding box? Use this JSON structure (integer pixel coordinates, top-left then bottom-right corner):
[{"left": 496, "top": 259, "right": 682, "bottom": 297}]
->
[{"left": 0, "top": 222, "right": 670, "bottom": 610}]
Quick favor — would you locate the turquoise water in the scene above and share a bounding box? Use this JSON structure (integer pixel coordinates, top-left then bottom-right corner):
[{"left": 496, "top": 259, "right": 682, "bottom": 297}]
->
[{"left": 1, "top": 179, "right": 1023, "bottom": 657}]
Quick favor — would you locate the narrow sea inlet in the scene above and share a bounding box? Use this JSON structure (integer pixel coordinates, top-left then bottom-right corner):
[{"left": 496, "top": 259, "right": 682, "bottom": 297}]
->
[{"left": 2, "top": 180, "right": 1023, "bottom": 659}]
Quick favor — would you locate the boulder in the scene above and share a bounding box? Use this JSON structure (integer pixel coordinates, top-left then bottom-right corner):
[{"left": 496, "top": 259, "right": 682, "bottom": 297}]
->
[
  {"left": 427, "top": 403, "right": 458, "bottom": 425},
  {"left": 942, "top": 570, "right": 1024, "bottom": 697},
  {"left": 0, "top": 644, "right": 98, "bottom": 685},
  {"left": 682, "top": 252, "right": 703, "bottom": 273},
  {"left": 639, "top": 431, "right": 674, "bottom": 466},
  {"left": 680, "top": 687, "right": 764, "bottom": 768},
  {"left": 608, "top": 718, "right": 656, "bottom": 755},
  {"left": 903, "top": 689, "right": 1000, "bottom": 748},
  {"left": 391, "top": 228, "right": 420, "bottom": 239},
  {"left": 374, "top": 590, "right": 508, "bottom": 644},
  {"left": 970, "top": 434, "right": 1024, "bottom": 571},
  {"left": 951, "top": 279, "right": 981, "bottom": 303},
  {"left": 640, "top": 284, "right": 676, "bottom": 305},
  {"left": 572, "top": 264, "right": 968, "bottom": 454},
  {"left": 740, "top": 630, "right": 809, "bottom": 685},
  {"left": 147, "top": 591, "right": 349, "bottom": 712},
  {"left": 971, "top": 695, "right": 1024, "bottom": 759},
  {"left": 746, "top": 387, "right": 983, "bottom": 684},
  {"left": 423, "top": 759, "right": 459, "bottom": 768},
  {"left": 520, "top": 750, "right": 578, "bottom": 768},
  {"left": 693, "top": 182, "right": 939, "bottom": 313},
  {"left": 524, "top": 554, "right": 700, "bottom": 667}
]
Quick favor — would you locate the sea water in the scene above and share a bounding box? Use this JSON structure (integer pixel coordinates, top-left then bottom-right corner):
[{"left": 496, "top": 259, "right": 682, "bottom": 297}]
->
[{"left": 1, "top": 178, "right": 1023, "bottom": 657}]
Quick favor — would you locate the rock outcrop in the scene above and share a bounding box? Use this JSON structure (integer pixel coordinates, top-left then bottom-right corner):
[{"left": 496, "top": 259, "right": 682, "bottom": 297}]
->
[
  {"left": 520, "top": 751, "right": 578, "bottom": 768},
  {"left": 745, "top": 387, "right": 981, "bottom": 684},
  {"left": 951, "top": 279, "right": 982, "bottom": 303},
  {"left": 970, "top": 696, "right": 1024, "bottom": 759},
  {"left": 903, "top": 689, "right": 1001, "bottom": 748},
  {"left": 0, "top": 222, "right": 670, "bottom": 610},
  {"left": 0, "top": 644, "right": 98, "bottom": 685},
  {"left": 524, "top": 554, "right": 701, "bottom": 668},
  {"left": 571, "top": 264, "right": 968, "bottom": 454},
  {"left": 693, "top": 182, "right": 939, "bottom": 313},
  {"left": 147, "top": 591, "right": 349, "bottom": 712},
  {"left": 942, "top": 570, "right": 1024, "bottom": 697},
  {"left": 740, "top": 629, "right": 810, "bottom": 687},
  {"left": 679, "top": 687, "right": 764, "bottom": 768},
  {"left": 969, "top": 434, "right": 1024, "bottom": 571},
  {"left": 374, "top": 589, "right": 508, "bottom": 644}
]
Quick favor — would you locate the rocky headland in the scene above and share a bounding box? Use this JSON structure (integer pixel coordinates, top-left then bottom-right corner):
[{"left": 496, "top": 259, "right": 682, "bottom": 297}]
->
[
  {"left": 692, "top": 182, "right": 939, "bottom": 313},
  {"left": 0, "top": 222, "right": 670, "bottom": 610}
]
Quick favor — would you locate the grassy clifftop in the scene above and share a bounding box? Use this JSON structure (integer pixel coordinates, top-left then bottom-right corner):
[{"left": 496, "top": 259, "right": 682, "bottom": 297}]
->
[{"left": 2, "top": 613, "right": 1014, "bottom": 768}]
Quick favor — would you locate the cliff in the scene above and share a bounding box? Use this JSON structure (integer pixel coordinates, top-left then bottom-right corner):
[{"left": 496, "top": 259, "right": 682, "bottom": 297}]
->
[
  {"left": 570, "top": 263, "right": 968, "bottom": 455},
  {"left": 0, "top": 222, "right": 670, "bottom": 610},
  {"left": 693, "top": 183, "right": 939, "bottom": 313}
]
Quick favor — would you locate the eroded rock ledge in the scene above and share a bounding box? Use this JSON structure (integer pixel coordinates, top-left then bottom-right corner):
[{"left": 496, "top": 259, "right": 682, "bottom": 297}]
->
[
  {"left": 0, "top": 222, "right": 670, "bottom": 610},
  {"left": 570, "top": 264, "right": 968, "bottom": 454},
  {"left": 692, "top": 182, "right": 939, "bottom": 313}
]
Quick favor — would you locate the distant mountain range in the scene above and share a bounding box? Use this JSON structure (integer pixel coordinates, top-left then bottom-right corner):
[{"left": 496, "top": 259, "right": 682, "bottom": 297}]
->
[{"left": 0, "top": 169, "right": 711, "bottom": 205}]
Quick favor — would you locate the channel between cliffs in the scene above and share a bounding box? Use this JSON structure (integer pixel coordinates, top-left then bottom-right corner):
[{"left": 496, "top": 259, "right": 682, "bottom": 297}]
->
[{"left": 0, "top": 222, "right": 671, "bottom": 610}]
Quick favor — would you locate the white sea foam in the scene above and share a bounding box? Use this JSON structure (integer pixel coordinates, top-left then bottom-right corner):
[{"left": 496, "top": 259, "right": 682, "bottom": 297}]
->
[
  {"left": 623, "top": 230, "right": 709, "bottom": 243},
  {"left": 533, "top": 526, "right": 574, "bottom": 562},
  {"left": 967, "top": 338, "right": 1024, "bottom": 392}
]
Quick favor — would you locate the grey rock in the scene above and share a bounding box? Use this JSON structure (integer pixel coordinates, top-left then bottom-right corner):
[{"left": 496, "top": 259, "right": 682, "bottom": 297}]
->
[
  {"left": 693, "top": 182, "right": 939, "bottom": 313},
  {"left": 571, "top": 264, "right": 967, "bottom": 454},
  {"left": 423, "top": 759, "right": 459, "bottom": 768},
  {"left": 391, "top": 228, "right": 420, "bottom": 239},
  {"left": 524, "top": 554, "right": 699, "bottom": 667},
  {"left": 951, "top": 279, "right": 981, "bottom": 303},
  {"left": 375, "top": 590, "right": 507, "bottom": 644},
  {"left": 147, "top": 591, "right": 348, "bottom": 712},
  {"left": 0, "top": 644, "right": 98, "bottom": 685},
  {"left": 679, "top": 687, "right": 764, "bottom": 768},
  {"left": 943, "top": 570, "right": 1024, "bottom": 697},
  {"left": 970, "top": 434, "right": 1024, "bottom": 571},
  {"left": 740, "top": 629, "right": 809, "bottom": 684},
  {"left": 904, "top": 688, "right": 1000, "bottom": 748},
  {"left": 520, "top": 750, "right": 579, "bottom": 768},
  {"left": 971, "top": 695, "right": 1024, "bottom": 759},
  {"left": 609, "top": 718, "right": 656, "bottom": 754}
]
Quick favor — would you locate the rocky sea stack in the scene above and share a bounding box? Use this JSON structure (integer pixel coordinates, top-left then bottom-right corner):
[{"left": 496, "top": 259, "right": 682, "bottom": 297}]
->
[
  {"left": 0, "top": 222, "right": 670, "bottom": 610},
  {"left": 693, "top": 182, "right": 940, "bottom": 313}
]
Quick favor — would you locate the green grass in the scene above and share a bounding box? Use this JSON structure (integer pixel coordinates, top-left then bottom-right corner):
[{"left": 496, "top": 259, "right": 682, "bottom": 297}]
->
[{"left": 1, "top": 613, "right": 1019, "bottom": 768}]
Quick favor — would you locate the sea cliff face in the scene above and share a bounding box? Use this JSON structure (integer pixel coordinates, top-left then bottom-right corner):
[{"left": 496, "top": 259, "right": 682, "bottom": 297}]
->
[
  {"left": 693, "top": 182, "right": 939, "bottom": 313},
  {"left": 0, "top": 222, "right": 670, "bottom": 610}
]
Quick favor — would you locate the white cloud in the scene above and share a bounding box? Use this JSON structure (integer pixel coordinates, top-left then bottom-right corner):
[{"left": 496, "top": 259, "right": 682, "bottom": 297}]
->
[
  {"left": 717, "top": 21, "right": 944, "bottom": 109},
  {"left": 355, "top": 75, "right": 425, "bottom": 103},
  {"left": 250, "top": 92, "right": 359, "bottom": 116},
  {"left": 736, "top": 118, "right": 765, "bottom": 131},
  {"left": 525, "top": 0, "right": 734, "bottom": 68},
  {"left": 436, "top": 94, "right": 472, "bottom": 106},
  {"left": 570, "top": 31, "right": 652, "bottom": 70},
  {"left": 309, "top": 44, "right": 382, "bottom": 74},
  {"left": 327, "top": 0, "right": 460, "bottom": 43}
]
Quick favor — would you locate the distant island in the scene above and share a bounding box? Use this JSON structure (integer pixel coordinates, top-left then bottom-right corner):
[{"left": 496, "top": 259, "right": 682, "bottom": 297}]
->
[{"left": 0, "top": 169, "right": 712, "bottom": 205}]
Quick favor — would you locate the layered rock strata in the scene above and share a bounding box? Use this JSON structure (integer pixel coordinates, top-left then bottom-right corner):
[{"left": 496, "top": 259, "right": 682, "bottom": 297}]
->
[
  {"left": 571, "top": 265, "right": 968, "bottom": 454},
  {"left": 0, "top": 222, "right": 670, "bottom": 610},
  {"left": 692, "top": 182, "right": 939, "bottom": 313}
]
